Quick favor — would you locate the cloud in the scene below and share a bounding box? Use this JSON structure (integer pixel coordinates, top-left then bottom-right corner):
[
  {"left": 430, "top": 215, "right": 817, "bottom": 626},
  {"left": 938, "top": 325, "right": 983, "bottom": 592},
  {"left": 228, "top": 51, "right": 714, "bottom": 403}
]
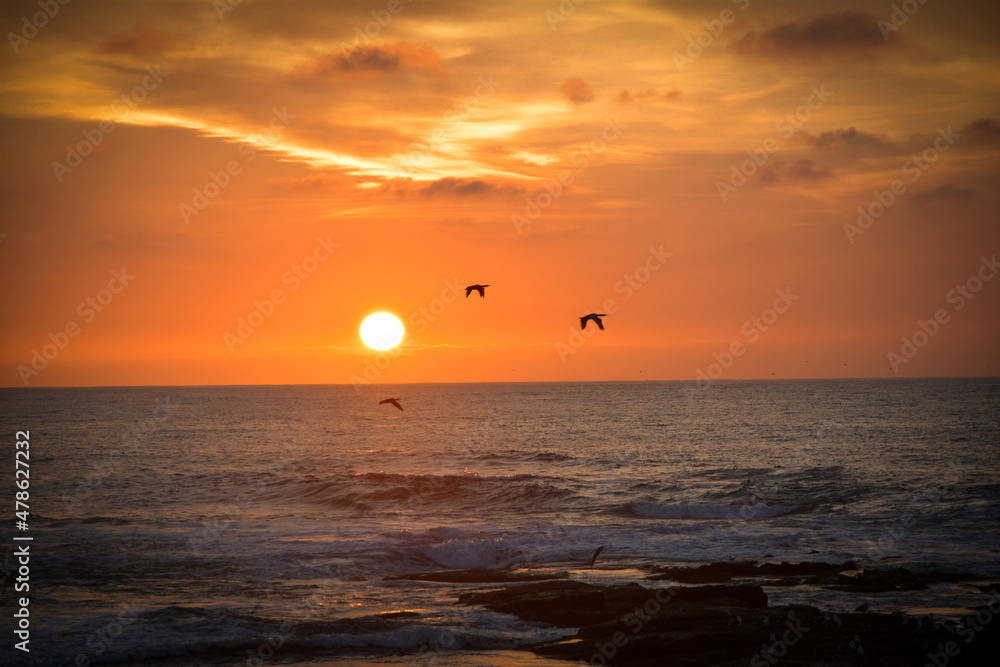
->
[
  {"left": 96, "top": 23, "right": 195, "bottom": 57},
  {"left": 959, "top": 118, "right": 1000, "bottom": 145},
  {"left": 367, "top": 178, "right": 526, "bottom": 199},
  {"left": 759, "top": 159, "right": 834, "bottom": 184},
  {"left": 909, "top": 184, "right": 976, "bottom": 206},
  {"left": 794, "top": 126, "right": 891, "bottom": 149},
  {"left": 617, "top": 87, "right": 681, "bottom": 104},
  {"left": 265, "top": 175, "right": 525, "bottom": 198},
  {"left": 562, "top": 77, "right": 594, "bottom": 104},
  {"left": 296, "top": 43, "right": 444, "bottom": 79},
  {"left": 417, "top": 177, "right": 526, "bottom": 198},
  {"left": 733, "top": 12, "right": 896, "bottom": 60}
]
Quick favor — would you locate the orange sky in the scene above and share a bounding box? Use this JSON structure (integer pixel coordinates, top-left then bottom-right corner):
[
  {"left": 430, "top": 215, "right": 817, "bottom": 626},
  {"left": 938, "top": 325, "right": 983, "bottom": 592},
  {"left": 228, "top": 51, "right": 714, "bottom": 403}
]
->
[{"left": 1, "top": 0, "right": 998, "bottom": 387}]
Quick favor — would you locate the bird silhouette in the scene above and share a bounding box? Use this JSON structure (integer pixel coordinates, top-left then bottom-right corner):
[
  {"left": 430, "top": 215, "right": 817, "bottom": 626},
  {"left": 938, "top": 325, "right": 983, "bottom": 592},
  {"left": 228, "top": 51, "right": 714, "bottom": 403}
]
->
[
  {"left": 465, "top": 284, "right": 490, "bottom": 298},
  {"left": 379, "top": 398, "right": 403, "bottom": 411},
  {"left": 589, "top": 545, "right": 605, "bottom": 566},
  {"left": 579, "top": 313, "right": 606, "bottom": 330}
]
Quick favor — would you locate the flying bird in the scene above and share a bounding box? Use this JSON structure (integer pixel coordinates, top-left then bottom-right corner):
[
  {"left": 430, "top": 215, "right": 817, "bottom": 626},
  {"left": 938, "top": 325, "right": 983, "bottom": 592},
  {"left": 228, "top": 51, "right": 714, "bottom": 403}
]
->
[
  {"left": 589, "top": 545, "right": 605, "bottom": 567},
  {"left": 579, "top": 313, "right": 606, "bottom": 330},
  {"left": 465, "top": 284, "right": 490, "bottom": 298},
  {"left": 379, "top": 398, "right": 403, "bottom": 411}
]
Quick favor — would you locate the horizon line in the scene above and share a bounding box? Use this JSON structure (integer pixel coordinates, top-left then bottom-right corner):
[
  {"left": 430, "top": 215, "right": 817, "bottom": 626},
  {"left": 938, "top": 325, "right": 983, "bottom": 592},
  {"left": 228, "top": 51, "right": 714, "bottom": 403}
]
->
[{"left": 2, "top": 375, "right": 998, "bottom": 390}]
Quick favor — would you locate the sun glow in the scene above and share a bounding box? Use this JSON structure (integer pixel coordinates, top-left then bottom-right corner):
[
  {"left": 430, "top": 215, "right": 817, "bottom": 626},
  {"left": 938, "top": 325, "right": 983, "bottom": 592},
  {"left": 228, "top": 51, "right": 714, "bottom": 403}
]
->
[{"left": 360, "top": 313, "right": 405, "bottom": 350}]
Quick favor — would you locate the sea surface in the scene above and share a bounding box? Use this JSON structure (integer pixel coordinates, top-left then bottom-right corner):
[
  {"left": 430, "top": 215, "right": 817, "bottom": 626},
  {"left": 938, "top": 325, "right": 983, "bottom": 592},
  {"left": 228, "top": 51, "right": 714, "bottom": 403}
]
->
[{"left": 1, "top": 379, "right": 999, "bottom": 666}]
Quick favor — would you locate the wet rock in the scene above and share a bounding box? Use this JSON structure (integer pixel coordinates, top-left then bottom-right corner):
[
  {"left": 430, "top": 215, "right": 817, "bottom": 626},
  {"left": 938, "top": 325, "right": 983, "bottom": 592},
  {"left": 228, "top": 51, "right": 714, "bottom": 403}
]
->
[
  {"left": 647, "top": 559, "right": 858, "bottom": 584},
  {"left": 515, "top": 593, "right": 1000, "bottom": 666},
  {"left": 448, "top": 563, "right": 999, "bottom": 665},
  {"left": 384, "top": 567, "right": 570, "bottom": 583},
  {"left": 824, "top": 567, "right": 929, "bottom": 592},
  {"left": 458, "top": 580, "right": 610, "bottom": 627},
  {"left": 669, "top": 584, "right": 768, "bottom": 608},
  {"left": 458, "top": 581, "right": 766, "bottom": 630}
]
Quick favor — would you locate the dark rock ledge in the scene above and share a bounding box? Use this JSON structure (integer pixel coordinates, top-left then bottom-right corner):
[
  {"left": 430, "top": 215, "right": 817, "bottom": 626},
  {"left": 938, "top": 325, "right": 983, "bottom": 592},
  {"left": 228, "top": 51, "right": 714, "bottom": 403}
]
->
[{"left": 448, "top": 566, "right": 1000, "bottom": 666}]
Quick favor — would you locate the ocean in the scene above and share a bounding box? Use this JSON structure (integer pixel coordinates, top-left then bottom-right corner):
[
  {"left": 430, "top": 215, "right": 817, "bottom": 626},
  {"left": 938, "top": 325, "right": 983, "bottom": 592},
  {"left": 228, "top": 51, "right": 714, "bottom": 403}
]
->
[{"left": 2, "top": 379, "right": 999, "bottom": 666}]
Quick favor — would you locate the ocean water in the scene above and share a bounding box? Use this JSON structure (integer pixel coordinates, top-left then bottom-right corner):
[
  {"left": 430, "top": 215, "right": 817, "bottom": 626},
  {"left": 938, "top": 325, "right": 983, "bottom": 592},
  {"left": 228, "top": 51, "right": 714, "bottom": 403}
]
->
[{"left": 1, "top": 379, "right": 999, "bottom": 666}]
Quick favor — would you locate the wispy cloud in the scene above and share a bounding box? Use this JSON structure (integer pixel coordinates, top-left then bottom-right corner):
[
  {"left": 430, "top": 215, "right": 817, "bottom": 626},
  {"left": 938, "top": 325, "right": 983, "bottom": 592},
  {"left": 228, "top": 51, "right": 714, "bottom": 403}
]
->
[{"left": 760, "top": 159, "right": 834, "bottom": 184}]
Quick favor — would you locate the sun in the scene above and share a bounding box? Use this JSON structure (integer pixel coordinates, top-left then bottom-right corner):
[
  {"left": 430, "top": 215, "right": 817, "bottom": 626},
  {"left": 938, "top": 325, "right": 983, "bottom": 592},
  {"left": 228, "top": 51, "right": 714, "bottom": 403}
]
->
[{"left": 360, "top": 312, "right": 405, "bottom": 350}]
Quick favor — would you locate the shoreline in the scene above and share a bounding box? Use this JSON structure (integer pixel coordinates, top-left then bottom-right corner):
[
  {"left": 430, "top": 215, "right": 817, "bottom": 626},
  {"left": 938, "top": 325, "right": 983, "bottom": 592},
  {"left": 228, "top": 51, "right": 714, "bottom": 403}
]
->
[{"left": 393, "top": 560, "right": 1000, "bottom": 666}]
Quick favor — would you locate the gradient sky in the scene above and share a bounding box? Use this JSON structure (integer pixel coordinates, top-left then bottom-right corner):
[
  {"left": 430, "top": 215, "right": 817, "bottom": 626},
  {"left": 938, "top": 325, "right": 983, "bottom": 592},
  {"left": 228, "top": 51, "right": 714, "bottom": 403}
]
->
[{"left": 1, "top": 0, "right": 998, "bottom": 387}]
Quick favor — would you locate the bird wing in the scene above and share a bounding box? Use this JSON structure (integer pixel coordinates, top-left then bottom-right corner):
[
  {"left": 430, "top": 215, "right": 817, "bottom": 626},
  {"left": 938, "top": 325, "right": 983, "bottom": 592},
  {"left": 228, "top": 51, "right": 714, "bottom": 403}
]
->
[
  {"left": 589, "top": 545, "right": 605, "bottom": 566},
  {"left": 464, "top": 286, "right": 473, "bottom": 297},
  {"left": 595, "top": 317, "right": 604, "bottom": 330}
]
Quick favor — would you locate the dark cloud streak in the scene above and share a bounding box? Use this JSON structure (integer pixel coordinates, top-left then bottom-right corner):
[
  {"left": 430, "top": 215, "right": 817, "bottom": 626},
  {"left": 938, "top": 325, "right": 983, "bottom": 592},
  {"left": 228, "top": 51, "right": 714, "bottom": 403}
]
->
[
  {"left": 734, "top": 12, "right": 897, "bottom": 60},
  {"left": 910, "top": 184, "right": 976, "bottom": 206},
  {"left": 96, "top": 22, "right": 196, "bottom": 57},
  {"left": 296, "top": 43, "right": 445, "bottom": 79}
]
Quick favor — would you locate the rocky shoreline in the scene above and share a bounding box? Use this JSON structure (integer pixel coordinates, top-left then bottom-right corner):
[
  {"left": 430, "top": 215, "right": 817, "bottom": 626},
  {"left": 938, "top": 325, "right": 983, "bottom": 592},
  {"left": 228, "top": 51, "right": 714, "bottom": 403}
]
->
[{"left": 392, "top": 561, "right": 1000, "bottom": 666}]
